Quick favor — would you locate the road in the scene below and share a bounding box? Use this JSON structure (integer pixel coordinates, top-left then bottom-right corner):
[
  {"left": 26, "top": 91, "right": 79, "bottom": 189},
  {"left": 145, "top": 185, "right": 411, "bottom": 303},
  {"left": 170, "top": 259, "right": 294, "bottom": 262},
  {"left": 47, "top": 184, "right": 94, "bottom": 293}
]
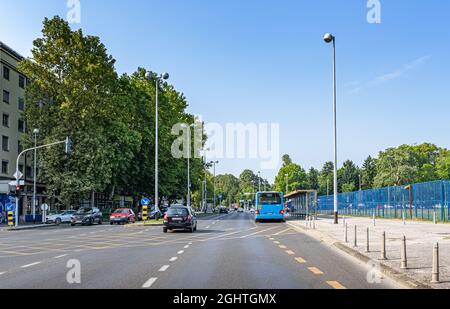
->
[{"left": 0, "top": 212, "right": 401, "bottom": 289}]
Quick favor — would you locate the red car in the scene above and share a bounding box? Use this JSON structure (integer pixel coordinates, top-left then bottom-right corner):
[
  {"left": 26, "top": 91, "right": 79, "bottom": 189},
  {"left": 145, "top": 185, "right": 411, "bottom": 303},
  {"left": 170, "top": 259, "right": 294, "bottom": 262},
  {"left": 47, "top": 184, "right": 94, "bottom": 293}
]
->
[{"left": 109, "top": 208, "right": 136, "bottom": 225}]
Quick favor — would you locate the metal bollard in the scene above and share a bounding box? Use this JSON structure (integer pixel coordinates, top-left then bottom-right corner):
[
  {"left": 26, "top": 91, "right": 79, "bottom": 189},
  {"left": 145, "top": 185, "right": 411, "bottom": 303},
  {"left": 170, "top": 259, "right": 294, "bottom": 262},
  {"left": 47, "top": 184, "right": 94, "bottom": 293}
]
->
[
  {"left": 400, "top": 236, "right": 408, "bottom": 269},
  {"left": 433, "top": 211, "right": 437, "bottom": 225},
  {"left": 366, "top": 227, "right": 370, "bottom": 253},
  {"left": 354, "top": 225, "right": 358, "bottom": 247},
  {"left": 344, "top": 223, "right": 348, "bottom": 243},
  {"left": 402, "top": 211, "right": 406, "bottom": 225},
  {"left": 431, "top": 243, "right": 440, "bottom": 284},
  {"left": 373, "top": 211, "right": 376, "bottom": 227},
  {"left": 343, "top": 215, "right": 346, "bottom": 227},
  {"left": 313, "top": 216, "right": 316, "bottom": 229},
  {"left": 380, "top": 232, "right": 387, "bottom": 260}
]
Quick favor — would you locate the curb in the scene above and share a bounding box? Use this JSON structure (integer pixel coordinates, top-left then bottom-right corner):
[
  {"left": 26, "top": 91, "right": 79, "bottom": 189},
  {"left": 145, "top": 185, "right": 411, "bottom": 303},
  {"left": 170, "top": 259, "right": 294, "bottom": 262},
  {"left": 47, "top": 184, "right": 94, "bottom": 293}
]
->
[
  {"left": 286, "top": 221, "right": 433, "bottom": 289},
  {"left": 5, "top": 224, "right": 57, "bottom": 231}
]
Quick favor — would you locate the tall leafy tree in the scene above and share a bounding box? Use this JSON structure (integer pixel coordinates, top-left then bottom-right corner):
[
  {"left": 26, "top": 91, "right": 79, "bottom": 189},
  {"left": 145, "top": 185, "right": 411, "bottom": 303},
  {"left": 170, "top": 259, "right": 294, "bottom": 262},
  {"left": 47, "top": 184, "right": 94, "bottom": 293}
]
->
[
  {"left": 361, "top": 156, "right": 377, "bottom": 190},
  {"left": 307, "top": 168, "right": 320, "bottom": 190}
]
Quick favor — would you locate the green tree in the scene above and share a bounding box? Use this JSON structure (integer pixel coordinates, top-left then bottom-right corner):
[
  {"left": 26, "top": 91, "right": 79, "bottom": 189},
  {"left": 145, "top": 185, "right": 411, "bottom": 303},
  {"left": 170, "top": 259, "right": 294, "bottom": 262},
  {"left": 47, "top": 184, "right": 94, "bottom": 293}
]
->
[
  {"left": 307, "top": 168, "right": 320, "bottom": 190},
  {"left": 436, "top": 150, "right": 450, "bottom": 180},
  {"left": 274, "top": 162, "right": 308, "bottom": 193},
  {"left": 19, "top": 16, "right": 140, "bottom": 207},
  {"left": 338, "top": 160, "right": 359, "bottom": 192},
  {"left": 318, "top": 162, "right": 334, "bottom": 195},
  {"left": 361, "top": 156, "right": 377, "bottom": 190}
]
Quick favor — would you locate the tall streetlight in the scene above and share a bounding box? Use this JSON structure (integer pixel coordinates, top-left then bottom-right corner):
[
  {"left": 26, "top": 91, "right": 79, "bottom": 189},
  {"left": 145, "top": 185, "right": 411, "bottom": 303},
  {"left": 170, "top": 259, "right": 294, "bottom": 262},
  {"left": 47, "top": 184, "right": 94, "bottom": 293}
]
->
[
  {"left": 184, "top": 123, "right": 195, "bottom": 208},
  {"left": 32, "top": 128, "right": 39, "bottom": 223},
  {"left": 202, "top": 148, "right": 210, "bottom": 213},
  {"left": 210, "top": 161, "right": 219, "bottom": 212},
  {"left": 145, "top": 71, "right": 169, "bottom": 218},
  {"left": 258, "top": 171, "right": 261, "bottom": 192},
  {"left": 285, "top": 173, "right": 289, "bottom": 194},
  {"left": 324, "top": 33, "right": 339, "bottom": 224}
]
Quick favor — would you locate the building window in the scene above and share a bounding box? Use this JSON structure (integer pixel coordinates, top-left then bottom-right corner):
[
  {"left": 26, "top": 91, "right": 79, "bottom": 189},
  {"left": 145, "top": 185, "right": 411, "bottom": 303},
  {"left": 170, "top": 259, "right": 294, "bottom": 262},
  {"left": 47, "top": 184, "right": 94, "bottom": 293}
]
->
[
  {"left": 18, "top": 98, "right": 25, "bottom": 111},
  {"left": 19, "top": 75, "right": 26, "bottom": 89},
  {"left": 2, "top": 90, "right": 10, "bottom": 104},
  {"left": 18, "top": 164, "right": 24, "bottom": 174},
  {"left": 18, "top": 141, "right": 23, "bottom": 153},
  {"left": 3, "top": 66, "right": 10, "bottom": 80},
  {"left": 2, "top": 113, "right": 9, "bottom": 127},
  {"left": 1, "top": 161, "right": 8, "bottom": 174},
  {"left": 18, "top": 119, "right": 25, "bottom": 133},
  {"left": 2, "top": 136, "right": 9, "bottom": 152}
]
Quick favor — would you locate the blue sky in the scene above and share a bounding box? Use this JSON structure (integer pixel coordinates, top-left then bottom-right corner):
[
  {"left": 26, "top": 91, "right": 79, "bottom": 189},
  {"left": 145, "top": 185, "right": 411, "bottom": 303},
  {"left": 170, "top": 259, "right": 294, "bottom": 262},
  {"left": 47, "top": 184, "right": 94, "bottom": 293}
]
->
[{"left": 1, "top": 0, "right": 450, "bottom": 182}]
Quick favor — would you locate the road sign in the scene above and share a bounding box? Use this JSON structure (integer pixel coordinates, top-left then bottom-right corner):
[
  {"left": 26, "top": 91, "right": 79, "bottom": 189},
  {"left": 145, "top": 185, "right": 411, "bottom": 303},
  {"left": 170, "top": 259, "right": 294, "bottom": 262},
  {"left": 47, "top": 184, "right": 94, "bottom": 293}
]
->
[
  {"left": 6, "top": 203, "right": 15, "bottom": 212},
  {"left": 13, "top": 171, "right": 23, "bottom": 180},
  {"left": 41, "top": 204, "right": 49, "bottom": 211},
  {"left": 141, "top": 198, "right": 151, "bottom": 206}
]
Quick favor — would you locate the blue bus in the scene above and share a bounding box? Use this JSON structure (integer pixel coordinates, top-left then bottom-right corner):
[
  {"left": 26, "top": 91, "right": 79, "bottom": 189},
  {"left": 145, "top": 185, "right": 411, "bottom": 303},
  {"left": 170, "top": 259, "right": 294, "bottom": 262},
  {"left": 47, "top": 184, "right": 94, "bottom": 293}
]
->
[{"left": 255, "top": 192, "right": 285, "bottom": 222}]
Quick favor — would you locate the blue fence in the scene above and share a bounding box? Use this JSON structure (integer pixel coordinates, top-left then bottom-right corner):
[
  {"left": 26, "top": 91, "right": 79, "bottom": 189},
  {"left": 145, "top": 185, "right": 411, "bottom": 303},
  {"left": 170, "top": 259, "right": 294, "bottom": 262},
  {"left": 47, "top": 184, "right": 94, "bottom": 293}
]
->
[{"left": 317, "top": 180, "right": 450, "bottom": 222}]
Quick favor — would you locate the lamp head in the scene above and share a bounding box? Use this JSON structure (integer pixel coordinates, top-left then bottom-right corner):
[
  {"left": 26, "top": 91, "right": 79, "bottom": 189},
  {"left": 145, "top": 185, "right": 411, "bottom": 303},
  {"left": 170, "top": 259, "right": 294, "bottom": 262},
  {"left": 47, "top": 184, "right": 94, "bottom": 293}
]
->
[
  {"left": 323, "top": 33, "right": 334, "bottom": 43},
  {"left": 145, "top": 71, "right": 153, "bottom": 80},
  {"left": 161, "top": 72, "right": 170, "bottom": 80}
]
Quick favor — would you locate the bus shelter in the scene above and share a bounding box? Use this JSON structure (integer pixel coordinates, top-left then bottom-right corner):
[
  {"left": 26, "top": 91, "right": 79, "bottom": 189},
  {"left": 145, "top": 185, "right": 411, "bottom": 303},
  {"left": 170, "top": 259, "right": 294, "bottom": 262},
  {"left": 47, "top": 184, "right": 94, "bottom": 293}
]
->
[{"left": 284, "top": 190, "right": 318, "bottom": 220}]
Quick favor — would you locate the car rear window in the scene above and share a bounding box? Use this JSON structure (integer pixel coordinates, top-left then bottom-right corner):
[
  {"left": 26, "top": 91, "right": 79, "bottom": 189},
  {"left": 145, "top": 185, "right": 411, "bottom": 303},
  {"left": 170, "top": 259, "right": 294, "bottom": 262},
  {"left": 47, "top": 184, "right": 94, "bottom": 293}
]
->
[{"left": 167, "top": 208, "right": 188, "bottom": 216}]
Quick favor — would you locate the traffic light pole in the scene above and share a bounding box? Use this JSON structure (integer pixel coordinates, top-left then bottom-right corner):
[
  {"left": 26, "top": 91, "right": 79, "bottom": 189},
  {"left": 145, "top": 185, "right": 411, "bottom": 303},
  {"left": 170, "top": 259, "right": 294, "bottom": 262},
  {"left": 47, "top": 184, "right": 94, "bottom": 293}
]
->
[{"left": 14, "top": 137, "right": 72, "bottom": 227}]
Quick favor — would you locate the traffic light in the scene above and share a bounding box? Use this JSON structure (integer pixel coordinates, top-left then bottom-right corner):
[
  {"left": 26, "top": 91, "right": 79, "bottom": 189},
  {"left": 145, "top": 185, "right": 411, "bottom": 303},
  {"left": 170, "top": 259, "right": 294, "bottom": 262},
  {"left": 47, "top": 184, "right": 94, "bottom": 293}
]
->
[{"left": 65, "top": 137, "right": 73, "bottom": 155}]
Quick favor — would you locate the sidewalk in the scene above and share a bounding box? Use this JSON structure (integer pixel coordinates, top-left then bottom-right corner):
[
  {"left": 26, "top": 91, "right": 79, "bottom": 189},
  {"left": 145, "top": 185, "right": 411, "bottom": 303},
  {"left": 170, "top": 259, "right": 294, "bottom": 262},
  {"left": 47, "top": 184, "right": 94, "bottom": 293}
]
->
[{"left": 288, "top": 216, "right": 450, "bottom": 289}]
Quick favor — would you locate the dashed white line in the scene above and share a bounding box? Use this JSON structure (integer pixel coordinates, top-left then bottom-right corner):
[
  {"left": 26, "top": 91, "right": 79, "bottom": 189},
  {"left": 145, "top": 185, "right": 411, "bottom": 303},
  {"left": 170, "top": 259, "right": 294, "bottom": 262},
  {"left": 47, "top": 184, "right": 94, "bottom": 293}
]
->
[
  {"left": 205, "top": 226, "right": 210, "bottom": 229},
  {"left": 188, "top": 242, "right": 193, "bottom": 245},
  {"left": 21, "top": 262, "right": 41, "bottom": 269},
  {"left": 169, "top": 257, "right": 178, "bottom": 262},
  {"left": 54, "top": 254, "right": 68, "bottom": 259},
  {"left": 184, "top": 245, "right": 189, "bottom": 249},
  {"left": 0, "top": 272, "right": 6, "bottom": 275},
  {"left": 159, "top": 265, "right": 170, "bottom": 272},
  {"left": 142, "top": 277, "right": 158, "bottom": 288},
  {"left": 177, "top": 250, "right": 184, "bottom": 255}
]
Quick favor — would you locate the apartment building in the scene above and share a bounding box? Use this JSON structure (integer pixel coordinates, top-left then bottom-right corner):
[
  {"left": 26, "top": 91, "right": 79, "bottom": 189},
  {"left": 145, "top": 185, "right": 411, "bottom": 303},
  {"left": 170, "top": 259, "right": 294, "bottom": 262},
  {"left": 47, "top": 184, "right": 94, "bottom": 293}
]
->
[{"left": 1, "top": 41, "right": 45, "bottom": 221}]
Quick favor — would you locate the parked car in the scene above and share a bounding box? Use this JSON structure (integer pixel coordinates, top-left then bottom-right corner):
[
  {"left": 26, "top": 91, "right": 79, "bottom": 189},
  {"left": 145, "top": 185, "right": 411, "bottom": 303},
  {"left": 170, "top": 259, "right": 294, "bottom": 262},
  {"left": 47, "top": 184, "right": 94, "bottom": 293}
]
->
[
  {"left": 219, "top": 207, "right": 229, "bottom": 214},
  {"left": 163, "top": 206, "right": 197, "bottom": 233},
  {"left": 71, "top": 207, "right": 103, "bottom": 226},
  {"left": 46, "top": 210, "right": 76, "bottom": 225},
  {"left": 238, "top": 208, "right": 244, "bottom": 213},
  {"left": 110, "top": 208, "right": 135, "bottom": 225}
]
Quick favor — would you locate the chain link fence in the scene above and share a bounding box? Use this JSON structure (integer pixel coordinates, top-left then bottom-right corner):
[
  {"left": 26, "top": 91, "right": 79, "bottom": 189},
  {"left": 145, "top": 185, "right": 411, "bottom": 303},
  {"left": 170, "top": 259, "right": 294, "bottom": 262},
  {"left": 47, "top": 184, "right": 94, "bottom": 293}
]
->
[{"left": 317, "top": 180, "right": 450, "bottom": 222}]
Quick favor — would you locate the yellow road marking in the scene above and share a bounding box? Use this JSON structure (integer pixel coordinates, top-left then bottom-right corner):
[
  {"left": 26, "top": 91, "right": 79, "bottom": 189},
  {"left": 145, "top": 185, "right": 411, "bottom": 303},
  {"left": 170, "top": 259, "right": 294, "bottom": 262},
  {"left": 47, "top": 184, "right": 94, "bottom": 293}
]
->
[
  {"left": 286, "top": 250, "right": 295, "bottom": 255},
  {"left": 308, "top": 267, "right": 324, "bottom": 275},
  {"left": 326, "top": 281, "right": 347, "bottom": 289},
  {"left": 295, "top": 257, "right": 307, "bottom": 264}
]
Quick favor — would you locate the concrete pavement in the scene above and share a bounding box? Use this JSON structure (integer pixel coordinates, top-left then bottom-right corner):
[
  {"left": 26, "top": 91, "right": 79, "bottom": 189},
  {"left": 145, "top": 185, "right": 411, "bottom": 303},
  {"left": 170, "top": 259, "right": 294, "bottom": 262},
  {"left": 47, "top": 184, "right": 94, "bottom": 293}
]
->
[
  {"left": 0, "top": 212, "right": 401, "bottom": 289},
  {"left": 287, "top": 215, "right": 450, "bottom": 289}
]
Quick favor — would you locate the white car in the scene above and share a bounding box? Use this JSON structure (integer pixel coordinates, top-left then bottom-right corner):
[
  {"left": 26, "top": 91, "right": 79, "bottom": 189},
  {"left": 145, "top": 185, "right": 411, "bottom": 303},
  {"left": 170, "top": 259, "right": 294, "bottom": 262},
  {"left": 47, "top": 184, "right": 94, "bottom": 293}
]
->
[{"left": 46, "top": 210, "right": 76, "bottom": 225}]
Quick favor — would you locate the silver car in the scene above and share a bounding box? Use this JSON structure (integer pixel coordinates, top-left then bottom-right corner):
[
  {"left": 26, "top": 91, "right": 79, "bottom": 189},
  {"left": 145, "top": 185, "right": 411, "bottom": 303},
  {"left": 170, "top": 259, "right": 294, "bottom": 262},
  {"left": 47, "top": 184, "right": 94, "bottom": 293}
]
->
[{"left": 46, "top": 210, "right": 76, "bottom": 225}]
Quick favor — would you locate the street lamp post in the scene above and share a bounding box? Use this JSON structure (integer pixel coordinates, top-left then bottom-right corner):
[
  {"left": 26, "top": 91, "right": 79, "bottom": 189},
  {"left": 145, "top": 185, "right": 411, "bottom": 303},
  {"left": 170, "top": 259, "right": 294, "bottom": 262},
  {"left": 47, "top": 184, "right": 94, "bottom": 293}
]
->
[
  {"left": 202, "top": 148, "right": 210, "bottom": 213},
  {"left": 32, "top": 128, "right": 39, "bottom": 223},
  {"left": 258, "top": 171, "right": 261, "bottom": 192},
  {"left": 324, "top": 33, "right": 339, "bottom": 224},
  {"left": 186, "top": 124, "right": 194, "bottom": 208},
  {"left": 145, "top": 71, "right": 169, "bottom": 218},
  {"left": 285, "top": 173, "right": 289, "bottom": 194},
  {"left": 211, "top": 161, "right": 219, "bottom": 212}
]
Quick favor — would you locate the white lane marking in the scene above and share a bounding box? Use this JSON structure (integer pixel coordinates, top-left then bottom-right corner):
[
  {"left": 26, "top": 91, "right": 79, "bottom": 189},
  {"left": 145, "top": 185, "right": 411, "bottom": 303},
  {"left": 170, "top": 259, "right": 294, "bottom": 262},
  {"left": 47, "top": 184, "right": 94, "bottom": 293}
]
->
[
  {"left": 240, "top": 227, "right": 279, "bottom": 239},
  {"left": 169, "top": 257, "right": 178, "bottom": 262},
  {"left": 184, "top": 245, "right": 189, "bottom": 249},
  {"left": 205, "top": 226, "right": 210, "bottom": 229},
  {"left": 54, "top": 254, "right": 68, "bottom": 259},
  {"left": 21, "top": 262, "right": 41, "bottom": 269},
  {"left": 159, "top": 265, "right": 170, "bottom": 272},
  {"left": 142, "top": 277, "right": 158, "bottom": 288},
  {"left": 188, "top": 242, "right": 193, "bottom": 245},
  {"left": 0, "top": 272, "right": 6, "bottom": 275},
  {"left": 273, "top": 228, "right": 293, "bottom": 236},
  {"left": 177, "top": 250, "right": 184, "bottom": 255}
]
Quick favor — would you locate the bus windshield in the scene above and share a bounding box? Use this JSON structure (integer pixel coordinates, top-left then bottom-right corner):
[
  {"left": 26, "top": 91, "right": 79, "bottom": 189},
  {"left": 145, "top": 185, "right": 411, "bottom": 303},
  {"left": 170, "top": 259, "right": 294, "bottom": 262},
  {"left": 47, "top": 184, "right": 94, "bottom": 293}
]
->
[{"left": 258, "top": 193, "right": 281, "bottom": 205}]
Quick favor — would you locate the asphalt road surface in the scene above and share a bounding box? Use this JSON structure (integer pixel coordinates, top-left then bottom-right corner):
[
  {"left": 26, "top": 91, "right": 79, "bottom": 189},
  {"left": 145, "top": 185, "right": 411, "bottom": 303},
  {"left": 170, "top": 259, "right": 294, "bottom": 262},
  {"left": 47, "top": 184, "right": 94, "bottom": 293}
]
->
[{"left": 0, "top": 212, "right": 401, "bottom": 289}]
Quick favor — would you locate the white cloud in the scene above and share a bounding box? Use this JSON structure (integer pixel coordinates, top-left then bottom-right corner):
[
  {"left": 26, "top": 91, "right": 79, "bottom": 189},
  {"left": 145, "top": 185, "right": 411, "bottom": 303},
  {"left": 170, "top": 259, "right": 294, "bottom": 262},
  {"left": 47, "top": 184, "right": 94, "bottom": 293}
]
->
[{"left": 348, "top": 55, "right": 431, "bottom": 94}]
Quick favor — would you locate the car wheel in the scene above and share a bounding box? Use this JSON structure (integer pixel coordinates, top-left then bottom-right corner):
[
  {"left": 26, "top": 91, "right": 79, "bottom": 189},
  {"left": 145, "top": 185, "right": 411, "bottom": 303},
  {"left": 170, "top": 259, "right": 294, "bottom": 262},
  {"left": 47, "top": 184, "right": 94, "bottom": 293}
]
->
[
  {"left": 55, "top": 218, "right": 62, "bottom": 226},
  {"left": 110, "top": 222, "right": 114, "bottom": 225},
  {"left": 98, "top": 218, "right": 102, "bottom": 225},
  {"left": 163, "top": 228, "right": 168, "bottom": 233},
  {"left": 71, "top": 224, "right": 75, "bottom": 227}
]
